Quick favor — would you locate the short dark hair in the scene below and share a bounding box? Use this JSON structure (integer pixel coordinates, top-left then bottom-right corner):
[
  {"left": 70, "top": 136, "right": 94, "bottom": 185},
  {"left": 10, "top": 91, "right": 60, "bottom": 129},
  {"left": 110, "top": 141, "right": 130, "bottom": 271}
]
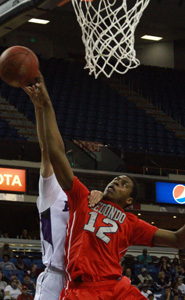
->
[{"left": 127, "top": 175, "right": 139, "bottom": 201}]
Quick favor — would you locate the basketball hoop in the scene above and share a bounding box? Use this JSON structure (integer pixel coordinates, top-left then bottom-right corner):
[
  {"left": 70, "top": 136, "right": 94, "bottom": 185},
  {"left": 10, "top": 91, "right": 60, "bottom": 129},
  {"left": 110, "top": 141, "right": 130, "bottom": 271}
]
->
[{"left": 71, "top": 0, "right": 151, "bottom": 78}]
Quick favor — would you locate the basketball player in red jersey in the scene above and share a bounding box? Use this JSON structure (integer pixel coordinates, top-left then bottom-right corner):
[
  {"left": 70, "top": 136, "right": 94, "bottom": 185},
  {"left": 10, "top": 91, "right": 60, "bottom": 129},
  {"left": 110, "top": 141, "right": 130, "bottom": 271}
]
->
[{"left": 28, "top": 72, "right": 185, "bottom": 300}]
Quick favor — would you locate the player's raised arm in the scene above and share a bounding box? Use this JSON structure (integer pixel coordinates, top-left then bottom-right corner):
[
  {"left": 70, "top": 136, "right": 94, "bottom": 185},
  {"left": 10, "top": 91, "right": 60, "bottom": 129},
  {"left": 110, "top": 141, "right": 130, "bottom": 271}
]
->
[
  {"left": 23, "top": 85, "right": 53, "bottom": 178},
  {"left": 25, "top": 72, "right": 74, "bottom": 191},
  {"left": 36, "top": 107, "right": 53, "bottom": 178}
]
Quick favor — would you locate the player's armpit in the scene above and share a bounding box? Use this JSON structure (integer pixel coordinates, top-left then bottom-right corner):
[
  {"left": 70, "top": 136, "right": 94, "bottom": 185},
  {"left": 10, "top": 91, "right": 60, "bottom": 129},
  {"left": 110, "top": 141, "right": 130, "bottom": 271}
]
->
[{"left": 88, "top": 190, "right": 103, "bottom": 207}]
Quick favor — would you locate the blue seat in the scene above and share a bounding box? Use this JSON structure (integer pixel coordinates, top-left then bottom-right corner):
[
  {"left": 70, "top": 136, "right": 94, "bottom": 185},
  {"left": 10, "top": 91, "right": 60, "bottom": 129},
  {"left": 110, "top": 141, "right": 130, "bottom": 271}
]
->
[
  {"left": 2, "top": 269, "right": 11, "bottom": 280},
  {"left": 10, "top": 257, "right": 17, "bottom": 264},
  {"left": 147, "top": 144, "right": 157, "bottom": 153},
  {"left": 137, "top": 143, "right": 146, "bottom": 152},
  {"left": 177, "top": 147, "right": 185, "bottom": 155},
  {"left": 22, "top": 258, "right": 32, "bottom": 267},
  {"left": 134, "top": 264, "right": 144, "bottom": 276},
  {"left": 125, "top": 142, "right": 135, "bottom": 151},
  {"left": 167, "top": 145, "right": 176, "bottom": 155},
  {"left": 146, "top": 265, "right": 159, "bottom": 281},
  {"left": 11, "top": 269, "right": 24, "bottom": 280},
  {"left": 157, "top": 145, "right": 167, "bottom": 154}
]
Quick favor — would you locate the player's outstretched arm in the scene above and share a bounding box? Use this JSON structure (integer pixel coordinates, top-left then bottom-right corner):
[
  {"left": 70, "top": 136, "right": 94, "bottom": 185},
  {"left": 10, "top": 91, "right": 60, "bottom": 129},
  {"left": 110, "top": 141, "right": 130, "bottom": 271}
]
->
[
  {"left": 24, "top": 72, "right": 74, "bottom": 190},
  {"left": 36, "top": 107, "right": 53, "bottom": 178},
  {"left": 153, "top": 225, "right": 185, "bottom": 249},
  {"left": 23, "top": 85, "right": 53, "bottom": 178}
]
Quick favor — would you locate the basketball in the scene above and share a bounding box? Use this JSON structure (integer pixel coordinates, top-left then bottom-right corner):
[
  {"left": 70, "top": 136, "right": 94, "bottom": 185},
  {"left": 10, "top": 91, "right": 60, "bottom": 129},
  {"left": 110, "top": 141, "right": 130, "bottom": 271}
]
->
[{"left": 0, "top": 46, "right": 39, "bottom": 88}]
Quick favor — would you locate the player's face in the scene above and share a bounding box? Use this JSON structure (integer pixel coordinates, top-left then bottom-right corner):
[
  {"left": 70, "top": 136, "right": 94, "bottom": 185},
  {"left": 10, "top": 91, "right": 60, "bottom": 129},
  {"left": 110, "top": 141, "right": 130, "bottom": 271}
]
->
[{"left": 103, "top": 175, "right": 134, "bottom": 208}]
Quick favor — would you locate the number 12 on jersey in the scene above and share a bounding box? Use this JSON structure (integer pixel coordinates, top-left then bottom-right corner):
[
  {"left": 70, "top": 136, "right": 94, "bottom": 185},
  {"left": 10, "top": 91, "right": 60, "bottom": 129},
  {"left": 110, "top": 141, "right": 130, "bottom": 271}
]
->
[{"left": 84, "top": 211, "right": 118, "bottom": 244}]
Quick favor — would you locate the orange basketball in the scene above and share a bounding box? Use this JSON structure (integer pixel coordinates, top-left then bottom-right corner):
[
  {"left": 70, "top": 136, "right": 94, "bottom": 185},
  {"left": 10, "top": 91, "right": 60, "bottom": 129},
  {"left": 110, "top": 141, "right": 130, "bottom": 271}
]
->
[{"left": 0, "top": 46, "right": 39, "bottom": 88}]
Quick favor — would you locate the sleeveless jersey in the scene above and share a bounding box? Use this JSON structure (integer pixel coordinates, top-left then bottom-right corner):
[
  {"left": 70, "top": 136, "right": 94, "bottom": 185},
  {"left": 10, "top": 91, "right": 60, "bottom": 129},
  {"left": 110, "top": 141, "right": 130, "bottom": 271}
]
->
[
  {"left": 37, "top": 173, "right": 69, "bottom": 271},
  {"left": 64, "top": 177, "right": 158, "bottom": 282}
]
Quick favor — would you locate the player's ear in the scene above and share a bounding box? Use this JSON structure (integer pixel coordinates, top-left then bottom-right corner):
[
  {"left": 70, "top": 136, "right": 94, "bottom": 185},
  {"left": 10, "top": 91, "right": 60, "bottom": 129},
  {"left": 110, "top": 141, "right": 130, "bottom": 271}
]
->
[{"left": 126, "top": 197, "right": 133, "bottom": 206}]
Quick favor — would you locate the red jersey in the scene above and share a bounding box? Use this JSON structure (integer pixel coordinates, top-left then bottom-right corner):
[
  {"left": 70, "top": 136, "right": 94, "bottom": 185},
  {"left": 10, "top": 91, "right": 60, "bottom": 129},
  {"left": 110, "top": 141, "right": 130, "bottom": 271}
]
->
[
  {"left": 64, "top": 177, "right": 158, "bottom": 282},
  {"left": 17, "top": 295, "right": 33, "bottom": 300}
]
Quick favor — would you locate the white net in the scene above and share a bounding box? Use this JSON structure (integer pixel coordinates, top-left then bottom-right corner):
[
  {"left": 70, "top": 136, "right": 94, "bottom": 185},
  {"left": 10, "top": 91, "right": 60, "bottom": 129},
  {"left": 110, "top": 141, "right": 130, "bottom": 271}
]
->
[{"left": 71, "top": 0, "right": 150, "bottom": 78}]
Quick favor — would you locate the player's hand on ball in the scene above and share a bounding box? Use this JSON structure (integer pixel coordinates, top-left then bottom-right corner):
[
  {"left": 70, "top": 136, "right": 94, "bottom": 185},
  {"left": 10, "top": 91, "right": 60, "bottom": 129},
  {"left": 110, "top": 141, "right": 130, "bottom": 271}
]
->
[
  {"left": 88, "top": 190, "right": 103, "bottom": 207},
  {"left": 23, "top": 84, "right": 42, "bottom": 108},
  {"left": 23, "top": 71, "right": 50, "bottom": 108}
]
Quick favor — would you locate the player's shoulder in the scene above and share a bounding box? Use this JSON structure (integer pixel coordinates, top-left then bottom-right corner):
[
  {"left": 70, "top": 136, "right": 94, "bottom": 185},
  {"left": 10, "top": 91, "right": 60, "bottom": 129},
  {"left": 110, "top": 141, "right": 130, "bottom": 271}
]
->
[
  {"left": 124, "top": 211, "right": 139, "bottom": 222},
  {"left": 70, "top": 176, "right": 89, "bottom": 193}
]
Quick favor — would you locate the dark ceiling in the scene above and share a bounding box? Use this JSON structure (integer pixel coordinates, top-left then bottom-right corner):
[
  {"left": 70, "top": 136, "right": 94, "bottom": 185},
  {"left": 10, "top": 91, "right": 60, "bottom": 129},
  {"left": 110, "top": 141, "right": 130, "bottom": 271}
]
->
[
  {"left": 26, "top": 0, "right": 185, "bottom": 43},
  {"left": 1, "top": 0, "right": 185, "bottom": 48}
]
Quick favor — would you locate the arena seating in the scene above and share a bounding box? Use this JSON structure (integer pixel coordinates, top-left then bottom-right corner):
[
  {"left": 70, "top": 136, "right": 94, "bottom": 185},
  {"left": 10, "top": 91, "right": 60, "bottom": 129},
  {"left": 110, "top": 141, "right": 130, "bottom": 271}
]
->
[
  {"left": 1, "top": 53, "right": 185, "bottom": 158},
  {"left": 0, "top": 118, "right": 21, "bottom": 140},
  {"left": 124, "top": 65, "right": 185, "bottom": 127}
]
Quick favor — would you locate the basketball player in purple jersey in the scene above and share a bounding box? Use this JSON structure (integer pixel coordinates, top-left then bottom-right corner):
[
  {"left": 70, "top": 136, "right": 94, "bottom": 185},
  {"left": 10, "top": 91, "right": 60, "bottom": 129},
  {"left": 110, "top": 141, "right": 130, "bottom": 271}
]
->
[
  {"left": 22, "top": 85, "right": 68, "bottom": 300},
  {"left": 23, "top": 85, "right": 101, "bottom": 300}
]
